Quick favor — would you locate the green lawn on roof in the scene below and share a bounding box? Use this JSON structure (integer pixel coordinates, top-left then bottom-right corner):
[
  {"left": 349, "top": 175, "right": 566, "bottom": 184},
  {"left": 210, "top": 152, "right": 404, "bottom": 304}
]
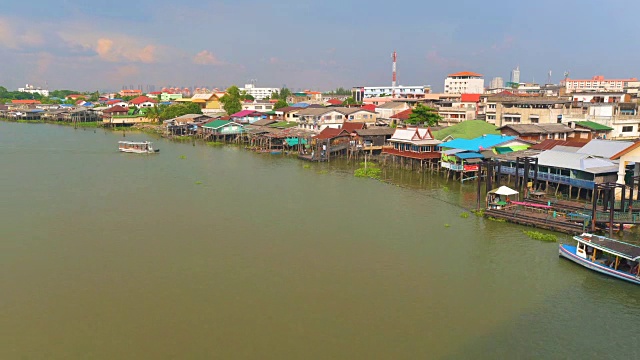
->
[{"left": 433, "top": 120, "right": 500, "bottom": 140}]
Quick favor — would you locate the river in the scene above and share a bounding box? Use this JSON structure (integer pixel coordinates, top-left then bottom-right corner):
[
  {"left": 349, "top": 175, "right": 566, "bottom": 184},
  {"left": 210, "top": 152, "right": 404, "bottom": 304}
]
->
[{"left": 1, "top": 121, "right": 639, "bottom": 359}]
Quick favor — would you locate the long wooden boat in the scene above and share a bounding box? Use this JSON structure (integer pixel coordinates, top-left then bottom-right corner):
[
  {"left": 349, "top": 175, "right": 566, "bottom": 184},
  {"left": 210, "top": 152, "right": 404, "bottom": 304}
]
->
[
  {"left": 559, "top": 233, "right": 640, "bottom": 285},
  {"left": 118, "top": 141, "right": 159, "bottom": 154}
]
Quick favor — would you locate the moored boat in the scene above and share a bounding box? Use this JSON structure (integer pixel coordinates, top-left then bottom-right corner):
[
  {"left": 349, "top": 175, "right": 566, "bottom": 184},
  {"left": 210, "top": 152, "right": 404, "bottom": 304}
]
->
[
  {"left": 118, "top": 141, "right": 159, "bottom": 154},
  {"left": 559, "top": 233, "right": 640, "bottom": 285}
]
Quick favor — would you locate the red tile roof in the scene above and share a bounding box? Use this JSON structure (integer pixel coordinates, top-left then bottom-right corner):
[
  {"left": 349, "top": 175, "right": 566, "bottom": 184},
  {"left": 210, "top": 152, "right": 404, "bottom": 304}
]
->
[
  {"left": 314, "top": 128, "right": 349, "bottom": 140},
  {"left": 11, "top": 99, "right": 41, "bottom": 104},
  {"left": 448, "top": 71, "right": 483, "bottom": 77},
  {"left": 361, "top": 104, "right": 376, "bottom": 112},
  {"left": 460, "top": 94, "right": 481, "bottom": 103},
  {"left": 327, "top": 98, "right": 343, "bottom": 105},
  {"left": 107, "top": 100, "right": 124, "bottom": 105},
  {"left": 341, "top": 122, "right": 366, "bottom": 133},
  {"left": 129, "top": 96, "right": 157, "bottom": 105},
  {"left": 390, "top": 108, "right": 413, "bottom": 120},
  {"left": 103, "top": 105, "right": 128, "bottom": 113}
]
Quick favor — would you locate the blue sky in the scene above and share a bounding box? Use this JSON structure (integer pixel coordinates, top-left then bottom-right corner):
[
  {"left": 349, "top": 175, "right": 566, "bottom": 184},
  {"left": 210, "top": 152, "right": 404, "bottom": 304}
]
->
[{"left": 1, "top": 0, "right": 639, "bottom": 92}]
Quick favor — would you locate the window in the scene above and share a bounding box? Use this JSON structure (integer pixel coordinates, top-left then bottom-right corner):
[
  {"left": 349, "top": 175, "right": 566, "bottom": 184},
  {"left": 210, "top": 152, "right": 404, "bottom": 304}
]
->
[
  {"left": 622, "top": 126, "right": 634, "bottom": 132},
  {"left": 530, "top": 116, "right": 539, "bottom": 123}
]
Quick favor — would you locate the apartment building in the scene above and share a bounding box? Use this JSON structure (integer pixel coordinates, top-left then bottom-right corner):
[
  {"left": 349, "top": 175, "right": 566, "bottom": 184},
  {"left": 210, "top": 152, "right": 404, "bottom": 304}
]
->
[{"left": 443, "top": 71, "right": 484, "bottom": 94}]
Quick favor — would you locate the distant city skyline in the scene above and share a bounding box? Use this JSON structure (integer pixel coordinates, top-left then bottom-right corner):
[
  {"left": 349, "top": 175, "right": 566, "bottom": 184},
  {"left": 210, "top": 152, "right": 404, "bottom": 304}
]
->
[{"left": 1, "top": 0, "right": 639, "bottom": 92}]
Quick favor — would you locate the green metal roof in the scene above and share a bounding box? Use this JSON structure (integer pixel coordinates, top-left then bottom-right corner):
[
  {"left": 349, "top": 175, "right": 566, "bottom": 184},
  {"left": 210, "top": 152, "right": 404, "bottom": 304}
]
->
[
  {"left": 574, "top": 121, "right": 613, "bottom": 131},
  {"left": 203, "top": 119, "right": 231, "bottom": 129}
]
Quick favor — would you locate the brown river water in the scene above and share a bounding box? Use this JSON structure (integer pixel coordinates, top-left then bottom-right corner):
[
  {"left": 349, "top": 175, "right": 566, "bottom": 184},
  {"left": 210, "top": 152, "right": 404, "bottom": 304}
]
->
[{"left": 1, "top": 121, "right": 639, "bottom": 359}]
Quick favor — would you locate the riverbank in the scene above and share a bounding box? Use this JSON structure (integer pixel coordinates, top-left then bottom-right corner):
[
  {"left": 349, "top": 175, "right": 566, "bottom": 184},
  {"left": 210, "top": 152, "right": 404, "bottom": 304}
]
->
[{"left": 2, "top": 118, "right": 635, "bottom": 239}]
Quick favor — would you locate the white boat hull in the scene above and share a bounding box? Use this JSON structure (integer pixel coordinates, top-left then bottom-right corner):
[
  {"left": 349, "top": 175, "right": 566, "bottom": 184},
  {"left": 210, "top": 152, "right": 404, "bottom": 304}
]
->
[
  {"left": 119, "top": 148, "right": 155, "bottom": 154},
  {"left": 559, "top": 244, "right": 640, "bottom": 285}
]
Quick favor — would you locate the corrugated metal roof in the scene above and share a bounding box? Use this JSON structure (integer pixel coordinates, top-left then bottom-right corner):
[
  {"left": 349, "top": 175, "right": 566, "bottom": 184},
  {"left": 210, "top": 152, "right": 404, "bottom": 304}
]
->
[
  {"left": 439, "top": 134, "right": 517, "bottom": 151},
  {"left": 577, "top": 139, "right": 634, "bottom": 158},
  {"left": 534, "top": 150, "right": 617, "bottom": 174},
  {"left": 456, "top": 152, "right": 484, "bottom": 159}
]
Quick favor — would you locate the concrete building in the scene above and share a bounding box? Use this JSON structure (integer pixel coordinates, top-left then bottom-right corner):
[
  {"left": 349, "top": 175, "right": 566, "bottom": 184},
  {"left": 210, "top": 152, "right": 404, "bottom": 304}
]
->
[
  {"left": 510, "top": 66, "right": 520, "bottom": 84},
  {"left": 444, "top": 72, "right": 484, "bottom": 94},
  {"left": 351, "top": 85, "right": 430, "bottom": 102},
  {"left": 238, "top": 83, "right": 278, "bottom": 100},
  {"left": 563, "top": 75, "right": 638, "bottom": 93},
  {"left": 18, "top": 84, "right": 49, "bottom": 97},
  {"left": 489, "top": 77, "right": 504, "bottom": 90}
]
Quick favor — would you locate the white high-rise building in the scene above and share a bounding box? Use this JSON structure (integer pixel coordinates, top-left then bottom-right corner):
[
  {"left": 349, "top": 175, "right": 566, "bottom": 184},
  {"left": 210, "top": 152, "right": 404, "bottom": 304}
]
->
[
  {"left": 238, "top": 83, "right": 278, "bottom": 100},
  {"left": 18, "top": 84, "right": 49, "bottom": 97},
  {"left": 510, "top": 66, "right": 520, "bottom": 84},
  {"left": 444, "top": 72, "right": 484, "bottom": 94},
  {"left": 489, "top": 77, "right": 504, "bottom": 89}
]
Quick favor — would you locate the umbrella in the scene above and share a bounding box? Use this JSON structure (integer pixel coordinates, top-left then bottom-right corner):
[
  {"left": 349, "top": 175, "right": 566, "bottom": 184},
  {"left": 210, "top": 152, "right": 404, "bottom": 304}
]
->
[{"left": 489, "top": 186, "right": 519, "bottom": 196}]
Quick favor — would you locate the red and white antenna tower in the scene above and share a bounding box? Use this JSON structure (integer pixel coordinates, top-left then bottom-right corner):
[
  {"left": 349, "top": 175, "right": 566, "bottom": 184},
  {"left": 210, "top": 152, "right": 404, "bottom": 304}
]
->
[{"left": 391, "top": 50, "right": 397, "bottom": 98}]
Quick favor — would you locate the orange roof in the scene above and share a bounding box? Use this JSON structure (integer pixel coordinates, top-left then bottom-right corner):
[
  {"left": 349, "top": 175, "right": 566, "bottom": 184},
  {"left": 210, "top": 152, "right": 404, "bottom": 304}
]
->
[
  {"left": 11, "top": 99, "right": 41, "bottom": 104},
  {"left": 448, "top": 71, "right": 483, "bottom": 77},
  {"left": 390, "top": 108, "right": 413, "bottom": 120}
]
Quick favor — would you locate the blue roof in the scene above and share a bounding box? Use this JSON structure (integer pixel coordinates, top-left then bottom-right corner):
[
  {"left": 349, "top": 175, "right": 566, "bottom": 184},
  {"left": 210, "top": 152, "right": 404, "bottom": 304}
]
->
[
  {"left": 439, "top": 134, "right": 516, "bottom": 151},
  {"left": 456, "top": 152, "right": 484, "bottom": 159},
  {"left": 292, "top": 102, "right": 309, "bottom": 108}
]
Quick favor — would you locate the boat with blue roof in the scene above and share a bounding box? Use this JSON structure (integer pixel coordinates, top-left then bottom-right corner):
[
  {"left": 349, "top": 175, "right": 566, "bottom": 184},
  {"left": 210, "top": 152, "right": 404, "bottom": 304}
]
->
[{"left": 559, "top": 233, "right": 640, "bottom": 285}]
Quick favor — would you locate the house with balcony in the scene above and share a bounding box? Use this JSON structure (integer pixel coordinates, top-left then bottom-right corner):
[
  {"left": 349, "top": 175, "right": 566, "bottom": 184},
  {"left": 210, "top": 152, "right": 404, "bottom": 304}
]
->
[
  {"left": 296, "top": 107, "right": 377, "bottom": 131},
  {"left": 242, "top": 100, "right": 275, "bottom": 112},
  {"left": 201, "top": 120, "right": 245, "bottom": 138},
  {"left": 559, "top": 102, "right": 640, "bottom": 140},
  {"left": 190, "top": 93, "right": 224, "bottom": 115},
  {"left": 383, "top": 127, "right": 441, "bottom": 165}
]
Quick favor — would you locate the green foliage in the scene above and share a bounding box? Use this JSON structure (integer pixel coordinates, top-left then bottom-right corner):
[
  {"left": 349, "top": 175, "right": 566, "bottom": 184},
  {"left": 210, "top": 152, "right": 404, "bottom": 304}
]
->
[
  {"left": 206, "top": 141, "right": 225, "bottom": 147},
  {"left": 342, "top": 97, "right": 360, "bottom": 106},
  {"left": 195, "top": 181, "right": 203, "bottom": 185},
  {"left": 270, "top": 91, "right": 280, "bottom": 100},
  {"left": 487, "top": 217, "right": 506, "bottom": 222},
  {"left": 160, "top": 102, "right": 202, "bottom": 120},
  {"left": 460, "top": 212, "right": 469, "bottom": 218},
  {"left": 220, "top": 85, "right": 242, "bottom": 115},
  {"left": 406, "top": 104, "right": 442, "bottom": 126},
  {"left": 179, "top": 155, "right": 187, "bottom": 159},
  {"left": 274, "top": 99, "right": 288, "bottom": 110},
  {"left": 278, "top": 87, "right": 291, "bottom": 100},
  {"left": 354, "top": 162, "right": 382, "bottom": 179},
  {"left": 324, "top": 87, "right": 351, "bottom": 95},
  {"left": 471, "top": 209, "right": 485, "bottom": 217},
  {"left": 523, "top": 231, "right": 557, "bottom": 242},
  {"left": 444, "top": 223, "right": 451, "bottom": 228},
  {"left": 303, "top": 164, "right": 311, "bottom": 169}
]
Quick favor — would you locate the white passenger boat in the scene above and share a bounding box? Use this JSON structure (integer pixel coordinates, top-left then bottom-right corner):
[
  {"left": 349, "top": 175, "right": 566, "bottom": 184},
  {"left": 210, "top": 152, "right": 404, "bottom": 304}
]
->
[
  {"left": 118, "top": 141, "right": 159, "bottom": 154},
  {"left": 559, "top": 233, "right": 640, "bottom": 285}
]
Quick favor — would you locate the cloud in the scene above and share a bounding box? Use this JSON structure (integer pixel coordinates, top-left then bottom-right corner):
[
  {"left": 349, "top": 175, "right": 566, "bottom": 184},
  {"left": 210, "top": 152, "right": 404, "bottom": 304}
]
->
[
  {"left": 193, "top": 50, "right": 224, "bottom": 65},
  {"left": 269, "top": 57, "right": 279, "bottom": 64},
  {"left": 89, "top": 37, "right": 156, "bottom": 63},
  {"left": 426, "top": 49, "right": 465, "bottom": 69},
  {"left": 109, "top": 65, "right": 140, "bottom": 82},
  {"left": 490, "top": 35, "right": 516, "bottom": 52}
]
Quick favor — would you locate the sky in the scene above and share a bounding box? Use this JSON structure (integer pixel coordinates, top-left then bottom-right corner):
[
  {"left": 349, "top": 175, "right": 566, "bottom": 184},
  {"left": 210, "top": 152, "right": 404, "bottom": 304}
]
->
[{"left": 1, "top": 0, "right": 639, "bottom": 92}]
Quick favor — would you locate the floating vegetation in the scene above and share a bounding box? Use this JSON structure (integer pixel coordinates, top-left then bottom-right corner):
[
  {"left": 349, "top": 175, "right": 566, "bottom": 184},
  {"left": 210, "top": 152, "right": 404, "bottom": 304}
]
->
[
  {"left": 487, "top": 217, "right": 506, "bottom": 222},
  {"left": 442, "top": 186, "right": 450, "bottom": 192},
  {"left": 460, "top": 212, "right": 469, "bottom": 219},
  {"left": 195, "top": 181, "right": 202, "bottom": 185},
  {"left": 303, "top": 164, "right": 311, "bottom": 169},
  {"left": 471, "top": 209, "right": 485, "bottom": 217},
  {"left": 179, "top": 155, "right": 186, "bottom": 159},
  {"left": 317, "top": 170, "right": 328, "bottom": 175},
  {"left": 354, "top": 162, "right": 382, "bottom": 179},
  {"left": 523, "top": 231, "right": 557, "bottom": 242},
  {"left": 444, "top": 223, "right": 451, "bottom": 228},
  {"left": 207, "top": 142, "right": 224, "bottom": 147}
]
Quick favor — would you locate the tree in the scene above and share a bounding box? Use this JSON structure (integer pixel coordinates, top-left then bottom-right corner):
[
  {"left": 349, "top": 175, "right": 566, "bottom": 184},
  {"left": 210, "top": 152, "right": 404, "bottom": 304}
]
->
[
  {"left": 274, "top": 99, "right": 288, "bottom": 110},
  {"left": 406, "top": 104, "right": 442, "bottom": 126},
  {"left": 145, "top": 105, "right": 163, "bottom": 123},
  {"left": 342, "top": 97, "right": 359, "bottom": 106},
  {"left": 278, "top": 87, "right": 291, "bottom": 100},
  {"left": 160, "top": 102, "right": 202, "bottom": 120},
  {"left": 270, "top": 91, "right": 280, "bottom": 100},
  {"left": 220, "top": 85, "right": 242, "bottom": 115}
]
